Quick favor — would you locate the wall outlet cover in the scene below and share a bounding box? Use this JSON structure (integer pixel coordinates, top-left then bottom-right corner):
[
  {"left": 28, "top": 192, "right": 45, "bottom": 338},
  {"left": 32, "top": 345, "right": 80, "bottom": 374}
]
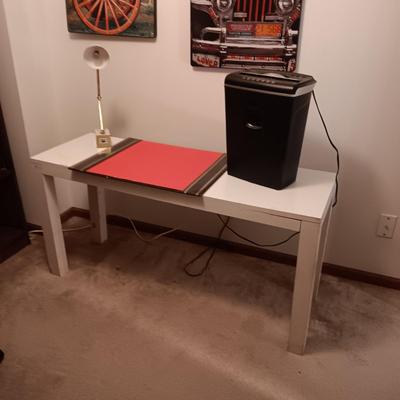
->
[{"left": 377, "top": 214, "right": 398, "bottom": 239}]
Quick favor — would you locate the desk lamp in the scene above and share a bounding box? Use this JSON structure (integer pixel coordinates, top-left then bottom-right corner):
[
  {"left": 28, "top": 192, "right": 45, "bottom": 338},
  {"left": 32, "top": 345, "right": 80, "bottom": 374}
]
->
[{"left": 83, "top": 45, "right": 112, "bottom": 153}]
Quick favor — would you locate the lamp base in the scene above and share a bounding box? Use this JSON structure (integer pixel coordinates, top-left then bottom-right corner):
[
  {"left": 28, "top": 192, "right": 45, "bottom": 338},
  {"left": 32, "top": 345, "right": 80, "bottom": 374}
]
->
[{"left": 95, "top": 129, "right": 112, "bottom": 153}]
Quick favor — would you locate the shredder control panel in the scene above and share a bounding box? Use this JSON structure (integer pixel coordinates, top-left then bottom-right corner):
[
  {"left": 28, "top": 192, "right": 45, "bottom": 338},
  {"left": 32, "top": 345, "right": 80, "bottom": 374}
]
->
[{"left": 225, "top": 71, "right": 316, "bottom": 96}]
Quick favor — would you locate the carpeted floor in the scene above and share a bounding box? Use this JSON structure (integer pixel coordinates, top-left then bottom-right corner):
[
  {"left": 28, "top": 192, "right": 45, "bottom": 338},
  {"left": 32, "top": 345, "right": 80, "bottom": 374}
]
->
[{"left": 0, "top": 220, "right": 400, "bottom": 400}]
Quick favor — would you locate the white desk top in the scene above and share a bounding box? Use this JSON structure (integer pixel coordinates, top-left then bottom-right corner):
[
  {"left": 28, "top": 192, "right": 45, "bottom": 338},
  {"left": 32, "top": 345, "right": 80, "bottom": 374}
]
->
[
  {"left": 32, "top": 133, "right": 335, "bottom": 224},
  {"left": 32, "top": 133, "right": 125, "bottom": 167}
]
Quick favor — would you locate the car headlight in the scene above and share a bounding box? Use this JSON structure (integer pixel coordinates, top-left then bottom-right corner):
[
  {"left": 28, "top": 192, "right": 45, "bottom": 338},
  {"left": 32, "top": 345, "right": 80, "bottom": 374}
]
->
[
  {"left": 212, "top": 0, "right": 234, "bottom": 13},
  {"left": 275, "top": 0, "right": 297, "bottom": 16}
]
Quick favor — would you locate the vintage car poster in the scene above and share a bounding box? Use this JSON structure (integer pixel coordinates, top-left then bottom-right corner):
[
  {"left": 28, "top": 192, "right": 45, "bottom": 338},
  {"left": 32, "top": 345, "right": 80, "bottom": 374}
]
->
[
  {"left": 191, "top": 0, "right": 303, "bottom": 71},
  {"left": 66, "top": 0, "right": 156, "bottom": 38}
]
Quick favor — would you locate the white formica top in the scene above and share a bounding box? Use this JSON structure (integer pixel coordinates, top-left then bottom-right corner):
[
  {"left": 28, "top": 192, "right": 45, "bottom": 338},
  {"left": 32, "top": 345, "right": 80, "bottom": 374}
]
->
[
  {"left": 32, "top": 133, "right": 125, "bottom": 168},
  {"left": 32, "top": 133, "right": 335, "bottom": 224}
]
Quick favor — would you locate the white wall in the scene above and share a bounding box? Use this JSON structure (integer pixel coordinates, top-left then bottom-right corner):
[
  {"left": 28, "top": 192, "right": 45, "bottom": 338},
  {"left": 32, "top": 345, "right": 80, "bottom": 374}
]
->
[
  {"left": 0, "top": 0, "right": 399, "bottom": 278},
  {"left": 0, "top": 0, "right": 40, "bottom": 220}
]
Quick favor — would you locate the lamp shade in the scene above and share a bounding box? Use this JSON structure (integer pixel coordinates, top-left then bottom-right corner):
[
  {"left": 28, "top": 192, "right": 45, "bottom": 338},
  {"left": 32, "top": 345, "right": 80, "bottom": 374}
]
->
[{"left": 83, "top": 46, "right": 110, "bottom": 70}]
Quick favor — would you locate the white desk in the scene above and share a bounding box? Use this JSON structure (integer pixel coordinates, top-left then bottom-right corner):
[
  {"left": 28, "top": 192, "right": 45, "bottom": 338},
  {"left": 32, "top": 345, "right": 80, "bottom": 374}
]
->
[{"left": 31, "top": 133, "right": 335, "bottom": 355}]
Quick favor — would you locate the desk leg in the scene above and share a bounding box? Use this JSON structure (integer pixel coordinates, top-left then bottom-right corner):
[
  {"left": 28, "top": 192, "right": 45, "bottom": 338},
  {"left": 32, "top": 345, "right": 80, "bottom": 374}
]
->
[
  {"left": 288, "top": 221, "right": 321, "bottom": 355},
  {"left": 88, "top": 185, "right": 108, "bottom": 243},
  {"left": 41, "top": 174, "right": 69, "bottom": 276},
  {"left": 313, "top": 206, "right": 332, "bottom": 299}
]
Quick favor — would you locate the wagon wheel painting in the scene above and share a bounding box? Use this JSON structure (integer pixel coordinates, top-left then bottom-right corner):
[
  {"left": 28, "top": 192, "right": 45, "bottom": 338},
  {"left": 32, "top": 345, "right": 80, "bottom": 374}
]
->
[{"left": 73, "top": 0, "right": 141, "bottom": 35}]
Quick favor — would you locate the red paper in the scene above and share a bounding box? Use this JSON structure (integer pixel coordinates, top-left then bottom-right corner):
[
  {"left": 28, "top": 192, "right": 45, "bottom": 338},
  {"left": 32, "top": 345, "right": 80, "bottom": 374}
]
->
[{"left": 87, "top": 140, "right": 223, "bottom": 191}]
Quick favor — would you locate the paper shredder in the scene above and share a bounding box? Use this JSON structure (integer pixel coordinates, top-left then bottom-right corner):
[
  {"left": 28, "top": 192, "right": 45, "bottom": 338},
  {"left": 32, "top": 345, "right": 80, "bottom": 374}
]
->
[{"left": 225, "top": 71, "right": 316, "bottom": 190}]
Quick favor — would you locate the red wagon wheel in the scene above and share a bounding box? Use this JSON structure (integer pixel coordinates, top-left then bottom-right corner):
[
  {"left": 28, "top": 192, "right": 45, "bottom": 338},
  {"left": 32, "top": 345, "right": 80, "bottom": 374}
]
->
[{"left": 73, "top": 0, "right": 141, "bottom": 35}]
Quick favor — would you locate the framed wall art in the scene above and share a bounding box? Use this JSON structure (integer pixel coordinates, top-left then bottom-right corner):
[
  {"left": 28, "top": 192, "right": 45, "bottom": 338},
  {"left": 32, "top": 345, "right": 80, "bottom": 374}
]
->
[
  {"left": 191, "top": 0, "right": 303, "bottom": 71},
  {"left": 66, "top": 0, "right": 156, "bottom": 38}
]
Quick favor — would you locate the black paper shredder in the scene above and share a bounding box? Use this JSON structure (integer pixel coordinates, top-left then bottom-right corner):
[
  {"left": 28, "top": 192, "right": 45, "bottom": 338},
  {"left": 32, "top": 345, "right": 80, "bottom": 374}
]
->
[{"left": 225, "top": 71, "right": 316, "bottom": 190}]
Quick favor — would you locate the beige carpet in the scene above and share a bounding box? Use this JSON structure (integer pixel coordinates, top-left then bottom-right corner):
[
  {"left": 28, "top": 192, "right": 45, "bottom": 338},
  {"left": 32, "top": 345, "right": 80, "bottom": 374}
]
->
[{"left": 0, "top": 221, "right": 399, "bottom": 400}]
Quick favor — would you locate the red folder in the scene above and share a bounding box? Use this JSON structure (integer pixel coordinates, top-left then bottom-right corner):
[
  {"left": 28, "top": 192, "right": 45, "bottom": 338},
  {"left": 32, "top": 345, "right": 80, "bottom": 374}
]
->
[{"left": 72, "top": 139, "right": 227, "bottom": 195}]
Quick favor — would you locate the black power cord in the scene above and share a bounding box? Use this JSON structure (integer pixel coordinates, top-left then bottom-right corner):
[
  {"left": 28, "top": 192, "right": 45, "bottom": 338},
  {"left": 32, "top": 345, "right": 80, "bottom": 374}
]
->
[
  {"left": 184, "top": 215, "right": 300, "bottom": 278},
  {"left": 183, "top": 217, "right": 230, "bottom": 277},
  {"left": 312, "top": 90, "right": 340, "bottom": 207},
  {"left": 217, "top": 214, "right": 299, "bottom": 247}
]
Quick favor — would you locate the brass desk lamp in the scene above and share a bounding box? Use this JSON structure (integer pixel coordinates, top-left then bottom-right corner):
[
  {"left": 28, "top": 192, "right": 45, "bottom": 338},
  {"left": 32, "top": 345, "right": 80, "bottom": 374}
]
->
[{"left": 84, "top": 45, "right": 112, "bottom": 152}]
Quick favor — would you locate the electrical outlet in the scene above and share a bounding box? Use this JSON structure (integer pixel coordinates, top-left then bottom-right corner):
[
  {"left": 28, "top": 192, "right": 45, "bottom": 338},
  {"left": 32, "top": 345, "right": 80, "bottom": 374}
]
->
[{"left": 377, "top": 214, "right": 398, "bottom": 239}]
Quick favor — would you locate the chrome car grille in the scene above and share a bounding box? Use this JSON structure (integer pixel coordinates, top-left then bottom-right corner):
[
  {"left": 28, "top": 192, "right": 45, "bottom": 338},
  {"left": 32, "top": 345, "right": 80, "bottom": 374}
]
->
[{"left": 233, "top": 0, "right": 277, "bottom": 22}]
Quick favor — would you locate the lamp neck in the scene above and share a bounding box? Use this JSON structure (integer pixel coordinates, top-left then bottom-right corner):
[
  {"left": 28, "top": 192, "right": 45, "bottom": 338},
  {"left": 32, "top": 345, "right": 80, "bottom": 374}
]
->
[
  {"left": 96, "top": 69, "right": 102, "bottom": 100},
  {"left": 96, "top": 69, "right": 104, "bottom": 130}
]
